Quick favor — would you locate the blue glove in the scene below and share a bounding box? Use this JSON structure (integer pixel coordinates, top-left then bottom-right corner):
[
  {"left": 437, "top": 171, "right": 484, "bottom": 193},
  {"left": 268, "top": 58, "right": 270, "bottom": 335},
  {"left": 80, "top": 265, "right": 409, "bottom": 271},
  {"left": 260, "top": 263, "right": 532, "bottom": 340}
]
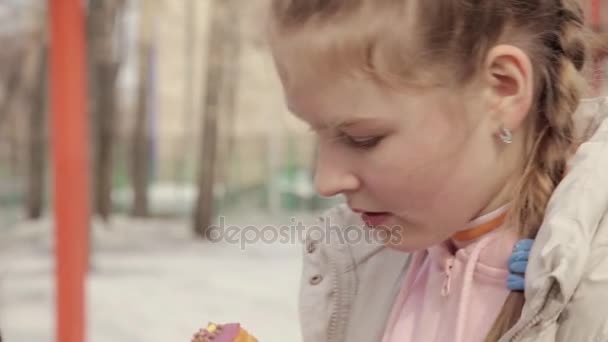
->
[{"left": 507, "top": 239, "right": 534, "bottom": 291}]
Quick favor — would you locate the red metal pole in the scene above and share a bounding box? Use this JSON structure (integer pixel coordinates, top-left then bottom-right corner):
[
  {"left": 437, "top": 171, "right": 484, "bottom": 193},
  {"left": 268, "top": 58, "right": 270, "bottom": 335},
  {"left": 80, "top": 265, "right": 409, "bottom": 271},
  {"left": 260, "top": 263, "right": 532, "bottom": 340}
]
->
[{"left": 48, "top": 0, "right": 90, "bottom": 342}]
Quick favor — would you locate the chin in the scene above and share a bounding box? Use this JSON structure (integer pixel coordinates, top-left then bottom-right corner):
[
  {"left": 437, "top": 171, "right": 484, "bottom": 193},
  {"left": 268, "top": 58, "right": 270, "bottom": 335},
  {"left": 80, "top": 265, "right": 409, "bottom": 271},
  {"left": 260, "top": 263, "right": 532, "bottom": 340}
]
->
[
  {"left": 368, "top": 221, "right": 404, "bottom": 251},
  {"left": 380, "top": 229, "right": 440, "bottom": 253},
  {"left": 381, "top": 234, "right": 429, "bottom": 252},
  {"left": 383, "top": 241, "right": 427, "bottom": 253}
]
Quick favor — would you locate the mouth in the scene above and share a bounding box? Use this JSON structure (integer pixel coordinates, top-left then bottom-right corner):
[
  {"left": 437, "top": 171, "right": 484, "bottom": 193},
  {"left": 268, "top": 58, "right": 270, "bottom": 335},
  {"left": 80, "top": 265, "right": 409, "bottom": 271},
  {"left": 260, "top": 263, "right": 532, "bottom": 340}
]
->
[{"left": 351, "top": 208, "right": 392, "bottom": 227}]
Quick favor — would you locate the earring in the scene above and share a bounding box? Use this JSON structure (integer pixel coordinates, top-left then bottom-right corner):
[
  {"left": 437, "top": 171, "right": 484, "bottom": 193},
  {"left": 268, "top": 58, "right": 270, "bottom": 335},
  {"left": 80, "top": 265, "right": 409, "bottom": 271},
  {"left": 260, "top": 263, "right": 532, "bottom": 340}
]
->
[{"left": 498, "top": 127, "right": 513, "bottom": 144}]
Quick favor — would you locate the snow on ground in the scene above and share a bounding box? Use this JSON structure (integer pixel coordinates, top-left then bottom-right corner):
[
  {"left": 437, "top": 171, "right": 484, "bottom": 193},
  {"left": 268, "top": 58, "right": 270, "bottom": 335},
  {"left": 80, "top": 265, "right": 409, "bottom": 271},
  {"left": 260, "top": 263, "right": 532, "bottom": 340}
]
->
[{"left": 0, "top": 211, "right": 318, "bottom": 342}]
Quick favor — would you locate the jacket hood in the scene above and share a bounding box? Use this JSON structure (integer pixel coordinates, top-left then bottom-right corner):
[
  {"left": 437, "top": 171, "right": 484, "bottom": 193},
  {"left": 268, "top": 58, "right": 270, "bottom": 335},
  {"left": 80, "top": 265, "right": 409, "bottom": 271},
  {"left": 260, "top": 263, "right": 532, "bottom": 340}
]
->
[{"left": 501, "top": 96, "right": 608, "bottom": 340}]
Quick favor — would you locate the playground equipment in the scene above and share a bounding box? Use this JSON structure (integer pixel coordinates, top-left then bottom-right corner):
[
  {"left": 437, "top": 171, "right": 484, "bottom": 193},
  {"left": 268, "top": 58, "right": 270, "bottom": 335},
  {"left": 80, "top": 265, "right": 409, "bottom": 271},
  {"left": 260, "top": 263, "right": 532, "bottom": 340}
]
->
[{"left": 49, "top": 1, "right": 89, "bottom": 342}]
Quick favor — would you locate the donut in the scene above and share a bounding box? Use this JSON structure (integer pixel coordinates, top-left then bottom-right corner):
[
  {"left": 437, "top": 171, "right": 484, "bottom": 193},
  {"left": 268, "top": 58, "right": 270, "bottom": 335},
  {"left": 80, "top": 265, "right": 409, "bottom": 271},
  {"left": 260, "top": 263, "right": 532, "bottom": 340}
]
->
[{"left": 192, "top": 322, "right": 258, "bottom": 342}]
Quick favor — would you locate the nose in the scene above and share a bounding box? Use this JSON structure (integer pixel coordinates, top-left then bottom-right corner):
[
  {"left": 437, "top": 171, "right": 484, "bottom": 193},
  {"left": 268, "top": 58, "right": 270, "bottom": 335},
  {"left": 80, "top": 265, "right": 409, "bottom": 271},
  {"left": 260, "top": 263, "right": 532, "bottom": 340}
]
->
[{"left": 313, "top": 146, "right": 360, "bottom": 197}]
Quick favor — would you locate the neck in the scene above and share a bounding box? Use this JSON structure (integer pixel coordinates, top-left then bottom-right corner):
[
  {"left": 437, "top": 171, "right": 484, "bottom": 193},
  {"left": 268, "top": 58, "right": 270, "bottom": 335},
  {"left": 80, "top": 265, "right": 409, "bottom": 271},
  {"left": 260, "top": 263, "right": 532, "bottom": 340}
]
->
[{"left": 452, "top": 204, "right": 509, "bottom": 242}]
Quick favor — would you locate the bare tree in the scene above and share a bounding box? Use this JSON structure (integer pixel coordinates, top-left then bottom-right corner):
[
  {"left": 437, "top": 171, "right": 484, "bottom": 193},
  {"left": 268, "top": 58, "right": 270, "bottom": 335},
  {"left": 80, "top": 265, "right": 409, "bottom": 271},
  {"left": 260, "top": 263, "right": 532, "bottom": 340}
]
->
[
  {"left": 0, "top": 18, "right": 31, "bottom": 185},
  {"left": 131, "top": 0, "right": 156, "bottom": 217},
  {"left": 88, "top": 0, "right": 125, "bottom": 221},
  {"left": 192, "top": 0, "right": 240, "bottom": 237},
  {"left": 175, "top": 0, "right": 198, "bottom": 183},
  {"left": 25, "top": 42, "right": 47, "bottom": 219},
  {"left": 0, "top": 51, "right": 25, "bottom": 130},
  {"left": 216, "top": 0, "right": 242, "bottom": 202},
  {"left": 0, "top": 37, "right": 27, "bottom": 180}
]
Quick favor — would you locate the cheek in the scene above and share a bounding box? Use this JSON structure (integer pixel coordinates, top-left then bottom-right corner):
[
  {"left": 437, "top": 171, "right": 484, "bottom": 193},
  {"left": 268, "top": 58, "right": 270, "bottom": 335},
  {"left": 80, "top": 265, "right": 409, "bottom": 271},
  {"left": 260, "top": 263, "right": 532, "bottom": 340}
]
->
[
  {"left": 362, "top": 153, "right": 487, "bottom": 251},
  {"left": 360, "top": 129, "right": 491, "bottom": 228},
  {"left": 376, "top": 156, "right": 460, "bottom": 213},
  {"left": 361, "top": 132, "right": 461, "bottom": 211}
]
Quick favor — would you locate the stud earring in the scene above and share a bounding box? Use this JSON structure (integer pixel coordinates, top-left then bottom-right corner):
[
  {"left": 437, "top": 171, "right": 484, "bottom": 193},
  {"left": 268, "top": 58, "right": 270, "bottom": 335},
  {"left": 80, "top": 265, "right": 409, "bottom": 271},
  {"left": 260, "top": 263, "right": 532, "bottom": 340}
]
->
[{"left": 498, "top": 127, "right": 513, "bottom": 144}]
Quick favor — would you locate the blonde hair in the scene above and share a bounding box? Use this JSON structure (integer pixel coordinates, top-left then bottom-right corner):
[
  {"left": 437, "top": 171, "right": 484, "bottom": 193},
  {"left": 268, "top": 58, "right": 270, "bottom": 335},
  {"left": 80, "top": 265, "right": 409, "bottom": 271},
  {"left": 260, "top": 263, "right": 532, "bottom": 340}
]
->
[{"left": 270, "top": 0, "right": 591, "bottom": 340}]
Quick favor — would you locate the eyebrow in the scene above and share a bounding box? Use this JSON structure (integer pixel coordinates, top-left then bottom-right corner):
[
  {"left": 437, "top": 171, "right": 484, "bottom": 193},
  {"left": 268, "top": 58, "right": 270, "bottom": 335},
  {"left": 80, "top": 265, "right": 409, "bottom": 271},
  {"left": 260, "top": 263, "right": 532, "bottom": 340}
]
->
[
  {"left": 334, "top": 117, "right": 381, "bottom": 130},
  {"left": 305, "top": 118, "right": 376, "bottom": 132},
  {"left": 306, "top": 118, "right": 382, "bottom": 134},
  {"left": 287, "top": 104, "right": 380, "bottom": 132}
]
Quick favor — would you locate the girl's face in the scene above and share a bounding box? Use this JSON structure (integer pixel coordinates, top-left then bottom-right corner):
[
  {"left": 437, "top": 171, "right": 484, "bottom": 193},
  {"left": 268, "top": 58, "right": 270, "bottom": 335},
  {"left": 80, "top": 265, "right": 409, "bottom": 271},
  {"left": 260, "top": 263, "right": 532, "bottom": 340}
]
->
[{"left": 279, "top": 70, "right": 523, "bottom": 252}]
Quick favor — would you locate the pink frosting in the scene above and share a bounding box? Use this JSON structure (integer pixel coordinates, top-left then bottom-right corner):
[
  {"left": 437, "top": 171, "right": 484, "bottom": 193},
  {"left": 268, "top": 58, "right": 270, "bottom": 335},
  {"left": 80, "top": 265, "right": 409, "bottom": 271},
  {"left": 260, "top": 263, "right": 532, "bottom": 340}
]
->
[{"left": 213, "top": 323, "right": 240, "bottom": 342}]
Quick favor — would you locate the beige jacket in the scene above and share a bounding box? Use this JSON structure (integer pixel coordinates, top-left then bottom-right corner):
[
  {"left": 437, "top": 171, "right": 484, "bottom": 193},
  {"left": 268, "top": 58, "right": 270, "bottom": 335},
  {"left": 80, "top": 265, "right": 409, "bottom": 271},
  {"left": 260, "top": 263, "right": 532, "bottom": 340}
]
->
[{"left": 299, "top": 96, "right": 608, "bottom": 342}]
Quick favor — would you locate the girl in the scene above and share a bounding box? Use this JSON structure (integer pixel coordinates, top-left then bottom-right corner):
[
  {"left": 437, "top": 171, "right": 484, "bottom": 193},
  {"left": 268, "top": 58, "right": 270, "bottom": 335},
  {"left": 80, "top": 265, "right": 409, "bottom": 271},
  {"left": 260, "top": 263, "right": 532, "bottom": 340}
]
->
[{"left": 268, "top": 1, "right": 608, "bottom": 342}]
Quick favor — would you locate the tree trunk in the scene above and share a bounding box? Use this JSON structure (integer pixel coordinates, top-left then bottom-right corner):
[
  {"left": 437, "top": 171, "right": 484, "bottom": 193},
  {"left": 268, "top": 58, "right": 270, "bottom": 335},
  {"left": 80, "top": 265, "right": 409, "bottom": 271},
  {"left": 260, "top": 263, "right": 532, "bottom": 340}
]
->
[
  {"left": 0, "top": 45, "right": 28, "bottom": 183},
  {"left": 217, "top": 2, "right": 241, "bottom": 202},
  {"left": 0, "top": 54, "right": 24, "bottom": 129},
  {"left": 94, "top": 62, "right": 120, "bottom": 219},
  {"left": 131, "top": 42, "right": 152, "bottom": 217},
  {"left": 176, "top": 0, "right": 198, "bottom": 183},
  {"left": 88, "top": 0, "right": 123, "bottom": 221},
  {"left": 192, "top": 0, "right": 239, "bottom": 237},
  {"left": 131, "top": 1, "right": 155, "bottom": 217},
  {"left": 25, "top": 45, "right": 48, "bottom": 219}
]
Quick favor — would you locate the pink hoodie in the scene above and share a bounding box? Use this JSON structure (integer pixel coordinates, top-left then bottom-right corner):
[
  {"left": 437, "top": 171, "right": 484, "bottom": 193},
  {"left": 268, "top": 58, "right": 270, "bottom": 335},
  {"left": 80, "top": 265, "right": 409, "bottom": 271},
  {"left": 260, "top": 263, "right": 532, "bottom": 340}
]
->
[{"left": 381, "top": 205, "right": 518, "bottom": 342}]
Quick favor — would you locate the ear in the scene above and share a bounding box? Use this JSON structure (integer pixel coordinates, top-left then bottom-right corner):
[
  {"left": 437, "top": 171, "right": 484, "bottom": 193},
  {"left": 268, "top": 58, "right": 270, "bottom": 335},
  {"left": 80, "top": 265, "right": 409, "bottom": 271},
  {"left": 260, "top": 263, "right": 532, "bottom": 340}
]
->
[{"left": 483, "top": 45, "right": 534, "bottom": 132}]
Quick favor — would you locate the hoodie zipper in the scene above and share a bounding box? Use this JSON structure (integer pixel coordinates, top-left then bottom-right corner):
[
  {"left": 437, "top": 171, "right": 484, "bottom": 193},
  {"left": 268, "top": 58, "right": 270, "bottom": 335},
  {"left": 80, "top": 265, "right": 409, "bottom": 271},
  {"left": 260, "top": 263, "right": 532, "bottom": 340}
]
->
[
  {"left": 441, "top": 257, "right": 455, "bottom": 296},
  {"left": 327, "top": 257, "right": 340, "bottom": 342},
  {"left": 327, "top": 233, "right": 354, "bottom": 342}
]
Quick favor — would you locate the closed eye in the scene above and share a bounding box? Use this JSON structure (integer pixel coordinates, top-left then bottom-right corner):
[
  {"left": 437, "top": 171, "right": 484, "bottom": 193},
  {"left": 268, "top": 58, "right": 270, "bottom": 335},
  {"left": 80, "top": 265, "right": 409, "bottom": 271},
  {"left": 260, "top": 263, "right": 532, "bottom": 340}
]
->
[{"left": 338, "top": 132, "right": 383, "bottom": 149}]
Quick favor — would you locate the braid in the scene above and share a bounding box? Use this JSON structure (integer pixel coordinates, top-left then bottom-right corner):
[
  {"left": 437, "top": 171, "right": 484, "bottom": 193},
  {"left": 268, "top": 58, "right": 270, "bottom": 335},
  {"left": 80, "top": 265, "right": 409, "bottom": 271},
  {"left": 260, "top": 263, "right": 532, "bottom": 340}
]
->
[
  {"left": 516, "top": 60, "right": 579, "bottom": 238},
  {"left": 516, "top": 0, "right": 587, "bottom": 238},
  {"left": 485, "top": 2, "right": 588, "bottom": 340},
  {"left": 556, "top": 0, "right": 586, "bottom": 70}
]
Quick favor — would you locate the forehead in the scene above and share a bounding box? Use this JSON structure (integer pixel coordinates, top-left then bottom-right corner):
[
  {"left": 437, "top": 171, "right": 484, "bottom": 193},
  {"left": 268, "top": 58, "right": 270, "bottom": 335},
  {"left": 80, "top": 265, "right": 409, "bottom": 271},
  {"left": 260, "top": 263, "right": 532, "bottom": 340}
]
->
[
  {"left": 282, "top": 70, "right": 458, "bottom": 131},
  {"left": 283, "top": 75, "right": 395, "bottom": 129},
  {"left": 271, "top": 38, "right": 463, "bottom": 129}
]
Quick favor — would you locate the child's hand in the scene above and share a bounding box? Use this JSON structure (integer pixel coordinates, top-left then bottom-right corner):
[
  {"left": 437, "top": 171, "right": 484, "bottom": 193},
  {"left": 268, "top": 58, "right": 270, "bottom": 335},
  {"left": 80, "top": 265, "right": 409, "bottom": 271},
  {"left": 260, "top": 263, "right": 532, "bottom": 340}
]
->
[{"left": 507, "top": 239, "right": 534, "bottom": 291}]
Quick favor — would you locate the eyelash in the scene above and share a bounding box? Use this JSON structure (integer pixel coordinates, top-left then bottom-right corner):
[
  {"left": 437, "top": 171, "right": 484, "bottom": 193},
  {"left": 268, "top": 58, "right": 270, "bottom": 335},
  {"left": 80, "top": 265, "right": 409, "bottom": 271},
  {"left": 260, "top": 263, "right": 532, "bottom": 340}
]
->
[{"left": 337, "top": 132, "right": 383, "bottom": 149}]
